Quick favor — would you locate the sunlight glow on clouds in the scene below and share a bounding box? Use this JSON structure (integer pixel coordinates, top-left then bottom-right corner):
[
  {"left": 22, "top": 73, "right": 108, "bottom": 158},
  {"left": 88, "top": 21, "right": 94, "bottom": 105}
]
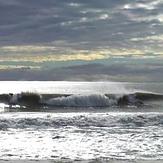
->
[
  {"left": 124, "top": 0, "right": 163, "bottom": 10},
  {"left": 1, "top": 46, "right": 57, "bottom": 52},
  {"left": 68, "top": 2, "right": 81, "bottom": 7},
  {"left": 99, "top": 14, "right": 109, "bottom": 20},
  {"left": 0, "top": 45, "right": 162, "bottom": 64},
  {"left": 0, "top": 65, "right": 40, "bottom": 70},
  {"left": 0, "top": 46, "right": 107, "bottom": 62},
  {"left": 130, "top": 14, "right": 163, "bottom": 23},
  {"left": 131, "top": 35, "right": 163, "bottom": 42}
]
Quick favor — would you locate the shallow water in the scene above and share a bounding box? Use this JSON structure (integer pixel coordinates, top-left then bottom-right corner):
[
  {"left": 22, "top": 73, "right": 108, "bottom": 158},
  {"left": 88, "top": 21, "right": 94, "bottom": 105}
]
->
[{"left": 0, "top": 81, "right": 163, "bottom": 162}]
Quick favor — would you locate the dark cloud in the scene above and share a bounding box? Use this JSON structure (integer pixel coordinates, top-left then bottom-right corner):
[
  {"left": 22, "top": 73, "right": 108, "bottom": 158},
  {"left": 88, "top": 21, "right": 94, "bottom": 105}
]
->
[
  {"left": 0, "top": 0, "right": 163, "bottom": 81},
  {"left": 0, "top": 59, "right": 163, "bottom": 82},
  {"left": 0, "top": 0, "right": 163, "bottom": 50}
]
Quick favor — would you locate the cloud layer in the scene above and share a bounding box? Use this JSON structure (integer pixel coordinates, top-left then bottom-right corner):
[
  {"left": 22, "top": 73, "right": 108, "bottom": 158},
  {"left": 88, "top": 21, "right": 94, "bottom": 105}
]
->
[
  {"left": 0, "top": 0, "right": 163, "bottom": 81},
  {"left": 0, "top": 0, "right": 163, "bottom": 52},
  {"left": 0, "top": 60, "right": 163, "bottom": 82}
]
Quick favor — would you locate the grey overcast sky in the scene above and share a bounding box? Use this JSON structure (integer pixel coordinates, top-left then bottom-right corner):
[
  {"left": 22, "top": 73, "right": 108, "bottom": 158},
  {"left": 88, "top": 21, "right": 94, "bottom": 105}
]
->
[{"left": 0, "top": 0, "right": 163, "bottom": 81}]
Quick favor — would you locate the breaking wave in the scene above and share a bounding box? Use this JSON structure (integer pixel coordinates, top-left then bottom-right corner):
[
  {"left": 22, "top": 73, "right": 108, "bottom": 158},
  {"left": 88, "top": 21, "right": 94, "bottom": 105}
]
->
[
  {"left": 46, "top": 94, "right": 117, "bottom": 107},
  {"left": 0, "top": 91, "right": 163, "bottom": 108}
]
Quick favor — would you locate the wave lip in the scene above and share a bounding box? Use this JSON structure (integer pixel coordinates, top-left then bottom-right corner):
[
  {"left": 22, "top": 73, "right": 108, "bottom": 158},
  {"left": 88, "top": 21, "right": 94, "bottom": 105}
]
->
[{"left": 46, "top": 94, "right": 117, "bottom": 107}]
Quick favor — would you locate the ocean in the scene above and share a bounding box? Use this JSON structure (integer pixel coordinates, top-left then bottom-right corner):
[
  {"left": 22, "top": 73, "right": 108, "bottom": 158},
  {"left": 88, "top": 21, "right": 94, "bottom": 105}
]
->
[
  {"left": 1, "top": 0, "right": 163, "bottom": 162},
  {"left": 0, "top": 81, "right": 163, "bottom": 162}
]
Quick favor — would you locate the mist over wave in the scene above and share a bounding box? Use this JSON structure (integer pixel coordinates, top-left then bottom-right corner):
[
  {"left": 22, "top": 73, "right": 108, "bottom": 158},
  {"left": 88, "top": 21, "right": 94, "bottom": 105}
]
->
[{"left": 0, "top": 81, "right": 131, "bottom": 94}]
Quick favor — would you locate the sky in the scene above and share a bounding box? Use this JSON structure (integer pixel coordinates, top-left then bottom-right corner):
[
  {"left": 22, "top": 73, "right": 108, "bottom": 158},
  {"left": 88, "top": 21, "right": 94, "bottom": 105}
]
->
[{"left": 0, "top": 0, "right": 163, "bottom": 81}]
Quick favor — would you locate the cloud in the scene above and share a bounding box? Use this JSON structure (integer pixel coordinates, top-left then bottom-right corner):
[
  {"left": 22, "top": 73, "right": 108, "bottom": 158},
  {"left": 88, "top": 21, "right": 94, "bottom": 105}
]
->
[
  {"left": 0, "top": 60, "right": 163, "bottom": 82},
  {"left": 0, "top": 46, "right": 108, "bottom": 62},
  {"left": 68, "top": 2, "right": 82, "bottom": 7},
  {"left": 131, "top": 35, "right": 163, "bottom": 42},
  {"left": 1, "top": 0, "right": 163, "bottom": 82},
  {"left": 123, "top": 1, "right": 163, "bottom": 10},
  {"left": 1, "top": 44, "right": 163, "bottom": 66},
  {"left": 0, "top": 0, "right": 161, "bottom": 50},
  {"left": 1, "top": 45, "right": 57, "bottom": 52},
  {"left": 0, "top": 65, "right": 40, "bottom": 70},
  {"left": 1, "top": 44, "right": 163, "bottom": 63}
]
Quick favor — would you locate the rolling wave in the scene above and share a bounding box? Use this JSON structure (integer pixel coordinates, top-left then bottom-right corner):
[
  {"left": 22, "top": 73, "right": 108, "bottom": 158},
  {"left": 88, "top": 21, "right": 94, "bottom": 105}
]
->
[
  {"left": 0, "top": 113, "right": 163, "bottom": 130},
  {"left": 0, "top": 91, "right": 163, "bottom": 108}
]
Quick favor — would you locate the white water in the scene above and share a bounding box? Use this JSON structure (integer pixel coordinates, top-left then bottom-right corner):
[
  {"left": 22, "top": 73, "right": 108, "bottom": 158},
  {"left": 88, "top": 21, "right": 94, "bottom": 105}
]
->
[
  {"left": 1, "top": 112, "right": 163, "bottom": 160},
  {"left": 0, "top": 81, "right": 163, "bottom": 161}
]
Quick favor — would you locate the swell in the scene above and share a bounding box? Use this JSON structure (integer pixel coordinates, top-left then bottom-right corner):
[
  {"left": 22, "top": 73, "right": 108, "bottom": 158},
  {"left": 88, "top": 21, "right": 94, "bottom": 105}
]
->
[
  {"left": 0, "top": 113, "right": 163, "bottom": 130},
  {"left": 0, "top": 91, "right": 163, "bottom": 108}
]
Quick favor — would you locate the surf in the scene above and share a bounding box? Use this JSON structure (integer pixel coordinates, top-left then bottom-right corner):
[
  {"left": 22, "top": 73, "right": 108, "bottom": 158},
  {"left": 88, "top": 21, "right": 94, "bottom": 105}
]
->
[
  {"left": 0, "top": 112, "right": 163, "bottom": 130},
  {"left": 0, "top": 91, "right": 163, "bottom": 109}
]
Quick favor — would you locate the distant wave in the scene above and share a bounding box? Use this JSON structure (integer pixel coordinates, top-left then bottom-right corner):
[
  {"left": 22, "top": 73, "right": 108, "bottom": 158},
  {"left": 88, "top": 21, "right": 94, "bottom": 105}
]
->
[
  {"left": 0, "top": 91, "right": 163, "bottom": 108},
  {"left": 0, "top": 113, "right": 163, "bottom": 130}
]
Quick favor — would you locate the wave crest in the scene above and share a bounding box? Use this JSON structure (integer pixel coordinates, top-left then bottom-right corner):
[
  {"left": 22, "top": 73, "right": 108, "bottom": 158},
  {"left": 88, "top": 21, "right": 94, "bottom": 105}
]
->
[
  {"left": 0, "top": 91, "right": 162, "bottom": 108},
  {"left": 46, "top": 94, "right": 117, "bottom": 107}
]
